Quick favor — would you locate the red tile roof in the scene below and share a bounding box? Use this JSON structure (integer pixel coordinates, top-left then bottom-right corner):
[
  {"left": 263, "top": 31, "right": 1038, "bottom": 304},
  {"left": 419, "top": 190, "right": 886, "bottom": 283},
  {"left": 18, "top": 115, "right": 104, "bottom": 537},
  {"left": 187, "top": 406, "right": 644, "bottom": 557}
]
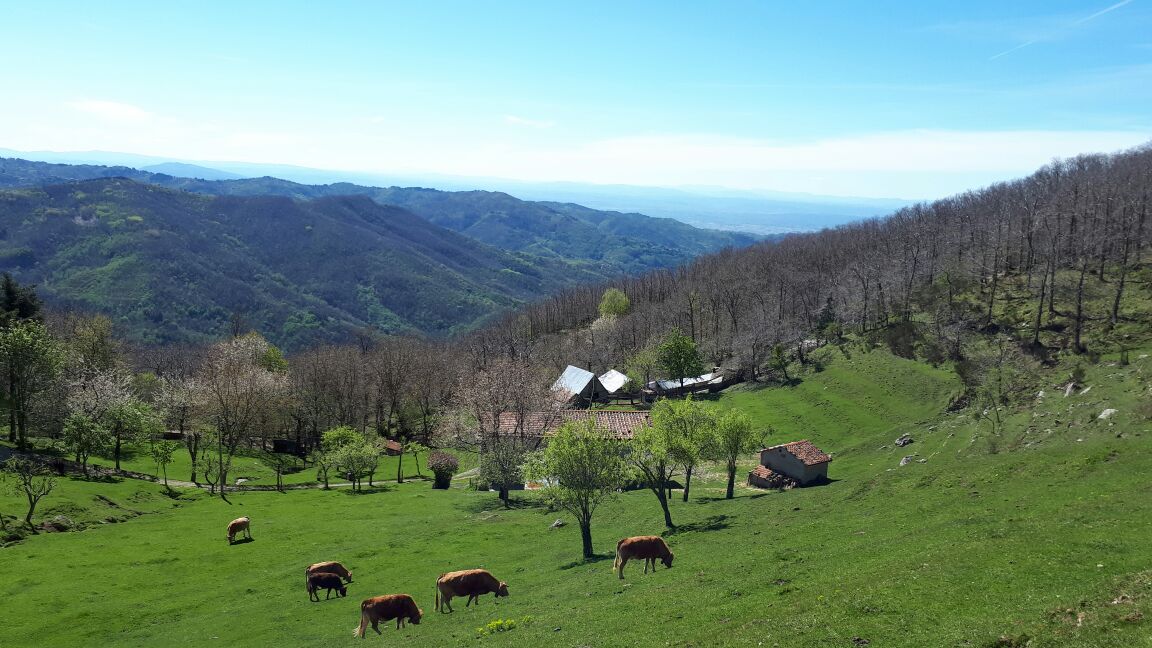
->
[
  {"left": 765, "top": 439, "right": 832, "bottom": 466},
  {"left": 750, "top": 465, "right": 776, "bottom": 479},
  {"left": 748, "top": 465, "right": 799, "bottom": 489},
  {"left": 495, "top": 410, "right": 650, "bottom": 440},
  {"left": 384, "top": 440, "right": 403, "bottom": 453}
]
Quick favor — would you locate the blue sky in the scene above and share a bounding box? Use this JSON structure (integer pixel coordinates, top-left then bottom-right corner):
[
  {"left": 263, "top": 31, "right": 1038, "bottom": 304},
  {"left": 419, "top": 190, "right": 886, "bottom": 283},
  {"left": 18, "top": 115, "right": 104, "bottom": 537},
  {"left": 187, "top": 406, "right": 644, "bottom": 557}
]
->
[{"left": 1, "top": 1, "right": 1149, "bottom": 199}]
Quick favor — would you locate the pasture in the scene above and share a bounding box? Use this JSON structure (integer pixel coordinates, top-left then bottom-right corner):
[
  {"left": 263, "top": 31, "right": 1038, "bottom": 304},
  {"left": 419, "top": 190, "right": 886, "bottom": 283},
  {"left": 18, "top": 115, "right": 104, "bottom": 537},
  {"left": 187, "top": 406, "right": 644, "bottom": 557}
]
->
[{"left": 2, "top": 346, "right": 1151, "bottom": 646}]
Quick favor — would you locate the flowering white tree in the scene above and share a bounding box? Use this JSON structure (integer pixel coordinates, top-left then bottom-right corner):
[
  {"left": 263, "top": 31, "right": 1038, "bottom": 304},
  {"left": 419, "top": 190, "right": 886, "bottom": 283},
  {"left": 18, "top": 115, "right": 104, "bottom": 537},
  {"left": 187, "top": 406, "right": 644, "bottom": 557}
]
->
[
  {"left": 196, "top": 334, "right": 290, "bottom": 499},
  {"left": 66, "top": 366, "right": 158, "bottom": 473},
  {"left": 156, "top": 375, "right": 201, "bottom": 482}
]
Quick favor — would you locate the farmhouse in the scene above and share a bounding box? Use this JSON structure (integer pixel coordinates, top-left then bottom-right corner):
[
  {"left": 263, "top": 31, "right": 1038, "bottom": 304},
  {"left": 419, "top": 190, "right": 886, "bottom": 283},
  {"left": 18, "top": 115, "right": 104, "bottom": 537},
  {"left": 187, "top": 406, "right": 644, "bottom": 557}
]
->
[
  {"left": 749, "top": 440, "right": 831, "bottom": 487},
  {"left": 495, "top": 409, "right": 650, "bottom": 440},
  {"left": 551, "top": 365, "right": 606, "bottom": 406}
]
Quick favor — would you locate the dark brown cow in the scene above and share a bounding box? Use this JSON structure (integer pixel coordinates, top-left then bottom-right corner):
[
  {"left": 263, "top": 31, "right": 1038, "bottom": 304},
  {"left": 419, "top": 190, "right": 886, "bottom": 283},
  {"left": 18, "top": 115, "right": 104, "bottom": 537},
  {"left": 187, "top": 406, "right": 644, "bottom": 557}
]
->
[
  {"left": 306, "top": 561, "right": 353, "bottom": 583},
  {"left": 353, "top": 594, "right": 422, "bottom": 637},
  {"left": 614, "top": 535, "right": 674, "bottom": 579},
  {"left": 307, "top": 571, "right": 348, "bottom": 601},
  {"left": 434, "top": 569, "right": 509, "bottom": 613},
  {"left": 226, "top": 516, "right": 250, "bottom": 544}
]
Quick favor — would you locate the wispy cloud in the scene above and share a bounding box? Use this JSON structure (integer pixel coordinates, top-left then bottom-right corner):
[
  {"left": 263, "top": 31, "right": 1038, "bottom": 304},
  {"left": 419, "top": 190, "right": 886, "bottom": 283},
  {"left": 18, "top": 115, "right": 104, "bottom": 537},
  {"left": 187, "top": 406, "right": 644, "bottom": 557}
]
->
[
  {"left": 1074, "top": 0, "right": 1134, "bottom": 25},
  {"left": 989, "top": 0, "right": 1135, "bottom": 60},
  {"left": 504, "top": 115, "right": 555, "bottom": 129},
  {"left": 69, "top": 99, "right": 153, "bottom": 121},
  {"left": 988, "top": 39, "right": 1040, "bottom": 61}
]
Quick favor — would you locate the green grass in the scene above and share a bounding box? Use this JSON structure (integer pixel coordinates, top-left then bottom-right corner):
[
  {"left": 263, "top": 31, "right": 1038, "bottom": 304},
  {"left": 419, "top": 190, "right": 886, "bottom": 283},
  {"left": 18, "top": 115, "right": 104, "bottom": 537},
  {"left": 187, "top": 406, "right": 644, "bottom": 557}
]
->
[{"left": 2, "top": 348, "right": 1151, "bottom": 646}]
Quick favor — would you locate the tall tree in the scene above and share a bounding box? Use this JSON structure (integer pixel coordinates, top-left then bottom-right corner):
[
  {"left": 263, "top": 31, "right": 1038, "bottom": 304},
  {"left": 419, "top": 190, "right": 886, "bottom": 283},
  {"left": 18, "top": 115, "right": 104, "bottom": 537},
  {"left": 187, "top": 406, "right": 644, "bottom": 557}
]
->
[
  {"left": 0, "top": 321, "right": 63, "bottom": 449},
  {"left": 157, "top": 375, "right": 201, "bottom": 482},
  {"left": 706, "top": 410, "right": 766, "bottom": 499},
  {"left": 66, "top": 366, "right": 157, "bottom": 471},
  {"left": 525, "top": 419, "right": 628, "bottom": 559},
  {"left": 649, "top": 396, "right": 714, "bottom": 502},
  {"left": 598, "top": 288, "right": 631, "bottom": 319},
  {"left": 628, "top": 421, "right": 683, "bottom": 528},
  {"left": 657, "top": 329, "right": 704, "bottom": 389},
  {"left": 196, "top": 334, "right": 290, "bottom": 499},
  {"left": 0, "top": 273, "right": 42, "bottom": 326}
]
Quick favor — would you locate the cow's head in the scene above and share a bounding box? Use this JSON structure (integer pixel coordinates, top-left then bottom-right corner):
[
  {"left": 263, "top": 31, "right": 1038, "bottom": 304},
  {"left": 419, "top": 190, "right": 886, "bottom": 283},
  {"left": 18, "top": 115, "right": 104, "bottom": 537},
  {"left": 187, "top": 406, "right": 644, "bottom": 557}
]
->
[
  {"left": 337, "top": 584, "right": 347, "bottom": 597},
  {"left": 496, "top": 582, "right": 510, "bottom": 598},
  {"left": 345, "top": 570, "right": 353, "bottom": 583},
  {"left": 409, "top": 607, "right": 423, "bottom": 625},
  {"left": 662, "top": 552, "right": 674, "bottom": 569}
]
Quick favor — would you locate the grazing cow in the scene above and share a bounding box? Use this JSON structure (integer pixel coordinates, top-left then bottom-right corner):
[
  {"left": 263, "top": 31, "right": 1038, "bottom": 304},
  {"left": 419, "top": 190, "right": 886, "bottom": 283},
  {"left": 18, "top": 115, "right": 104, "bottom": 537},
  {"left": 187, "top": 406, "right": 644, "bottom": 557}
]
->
[
  {"left": 434, "top": 569, "right": 509, "bottom": 613},
  {"left": 353, "top": 594, "right": 422, "bottom": 637},
  {"left": 226, "top": 517, "right": 251, "bottom": 544},
  {"left": 307, "top": 572, "right": 348, "bottom": 601},
  {"left": 307, "top": 571, "right": 348, "bottom": 601},
  {"left": 614, "top": 535, "right": 674, "bottom": 579},
  {"left": 306, "top": 561, "right": 353, "bottom": 583}
]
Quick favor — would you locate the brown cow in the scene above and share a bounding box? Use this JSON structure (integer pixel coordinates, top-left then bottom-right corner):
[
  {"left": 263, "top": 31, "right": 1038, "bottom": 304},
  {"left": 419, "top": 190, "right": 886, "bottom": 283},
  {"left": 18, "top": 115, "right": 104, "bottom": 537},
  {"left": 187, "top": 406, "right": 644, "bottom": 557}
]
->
[
  {"left": 614, "top": 535, "right": 674, "bottom": 579},
  {"left": 226, "top": 517, "right": 250, "bottom": 544},
  {"left": 306, "top": 561, "right": 353, "bottom": 583},
  {"left": 353, "top": 594, "right": 422, "bottom": 637},
  {"left": 307, "top": 571, "right": 348, "bottom": 601},
  {"left": 434, "top": 569, "right": 509, "bottom": 613}
]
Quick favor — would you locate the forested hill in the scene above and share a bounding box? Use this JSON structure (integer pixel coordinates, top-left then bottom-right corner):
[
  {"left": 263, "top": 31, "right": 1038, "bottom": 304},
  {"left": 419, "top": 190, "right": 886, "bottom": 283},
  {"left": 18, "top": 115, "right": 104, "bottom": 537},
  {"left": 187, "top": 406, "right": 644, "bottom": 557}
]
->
[
  {"left": 472, "top": 143, "right": 1152, "bottom": 379},
  {"left": 0, "top": 178, "right": 614, "bottom": 348},
  {"left": 0, "top": 157, "right": 758, "bottom": 275}
]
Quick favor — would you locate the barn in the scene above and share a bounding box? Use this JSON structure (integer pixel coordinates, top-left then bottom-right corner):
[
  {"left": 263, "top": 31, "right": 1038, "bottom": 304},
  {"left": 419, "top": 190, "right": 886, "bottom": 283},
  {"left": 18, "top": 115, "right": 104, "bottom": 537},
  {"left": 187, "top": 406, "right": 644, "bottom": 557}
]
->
[
  {"left": 551, "top": 365, "right": 606, "bottom": 406},
  {"left": 598, "top": 369, "right": 631, "bottom": 396},
  {"left": 750, "top": 440, "right": 831, "bottom": 487}
]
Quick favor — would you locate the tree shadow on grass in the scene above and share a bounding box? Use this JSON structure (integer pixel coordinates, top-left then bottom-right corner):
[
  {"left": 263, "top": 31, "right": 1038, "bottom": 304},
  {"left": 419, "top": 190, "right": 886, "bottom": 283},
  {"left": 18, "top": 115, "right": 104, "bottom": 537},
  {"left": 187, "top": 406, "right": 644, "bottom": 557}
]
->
[
  {"left": 454, "top": 495, "right": 546, "bottom": 514},
  {"left": 339, "top": 485, "right": 393, "bottom": 496},
  {"left": 68, "top": 474, "right": 123, "bottom": 484},
  {"left": 662, "top": 514, "right": 731, "bottom": 537},
  {"left": 559, "top": 553, "right": 615, "bottom": 570}
]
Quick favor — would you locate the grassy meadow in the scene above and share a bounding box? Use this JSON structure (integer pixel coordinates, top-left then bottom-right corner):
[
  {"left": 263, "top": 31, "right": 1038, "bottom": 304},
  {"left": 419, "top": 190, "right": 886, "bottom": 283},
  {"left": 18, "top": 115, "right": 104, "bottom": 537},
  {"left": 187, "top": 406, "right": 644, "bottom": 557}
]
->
[{"left": 2, "top": 345, "right": 1152, "bottom": 647}]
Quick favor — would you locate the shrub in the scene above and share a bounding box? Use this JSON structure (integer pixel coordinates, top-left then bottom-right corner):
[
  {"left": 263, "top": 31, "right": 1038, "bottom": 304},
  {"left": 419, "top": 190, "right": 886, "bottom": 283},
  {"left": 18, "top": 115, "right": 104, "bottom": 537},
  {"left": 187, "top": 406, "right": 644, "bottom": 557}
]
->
[{"left": 427, "top": 451, "right": 459, "bottom": 489}]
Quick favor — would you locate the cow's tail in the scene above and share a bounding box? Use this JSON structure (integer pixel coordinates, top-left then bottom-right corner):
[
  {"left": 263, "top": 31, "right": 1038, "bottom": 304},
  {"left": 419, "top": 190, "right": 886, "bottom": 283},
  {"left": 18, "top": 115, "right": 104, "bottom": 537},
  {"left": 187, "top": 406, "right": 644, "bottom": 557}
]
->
[
  {"left": 434, "top": 578, "right": 441, "bottom": 612},
  {"left": 613, "top": 538, "right": 624, "bottom": 573},
  {"left": 353, "top": 604, "right": 368, "bottom": 637}
]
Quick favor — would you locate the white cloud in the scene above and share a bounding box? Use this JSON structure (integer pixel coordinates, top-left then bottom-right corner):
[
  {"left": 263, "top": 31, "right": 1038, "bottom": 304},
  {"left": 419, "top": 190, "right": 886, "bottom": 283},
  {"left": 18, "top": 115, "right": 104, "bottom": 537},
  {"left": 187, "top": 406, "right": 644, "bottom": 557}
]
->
[{"left": 69, "top": 99, "right": 153, "bottom": 121}]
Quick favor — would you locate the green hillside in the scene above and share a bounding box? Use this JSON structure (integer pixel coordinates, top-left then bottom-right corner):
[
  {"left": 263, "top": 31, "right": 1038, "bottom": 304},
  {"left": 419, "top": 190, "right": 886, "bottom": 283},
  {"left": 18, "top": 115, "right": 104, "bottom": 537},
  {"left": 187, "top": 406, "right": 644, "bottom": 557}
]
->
[
  {"left": 0, "top": 178, "right": 607, "bottom": 348},
  {"left": 3, "top": 345, "right": 1150, "bottom": 646},
  {"left": 0, "top": 157, "right": 757, "bottom": 276}
]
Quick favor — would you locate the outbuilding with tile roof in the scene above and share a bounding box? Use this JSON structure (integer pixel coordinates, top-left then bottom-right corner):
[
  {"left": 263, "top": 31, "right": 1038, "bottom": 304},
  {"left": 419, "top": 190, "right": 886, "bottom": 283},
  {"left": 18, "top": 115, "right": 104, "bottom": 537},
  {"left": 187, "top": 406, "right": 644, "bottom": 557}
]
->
[
  {"left": 756, "top": 440, "right": 831, "bottom": 486},
  {"left": 495, "top": 410, "right": 650, "bottom": 440}
]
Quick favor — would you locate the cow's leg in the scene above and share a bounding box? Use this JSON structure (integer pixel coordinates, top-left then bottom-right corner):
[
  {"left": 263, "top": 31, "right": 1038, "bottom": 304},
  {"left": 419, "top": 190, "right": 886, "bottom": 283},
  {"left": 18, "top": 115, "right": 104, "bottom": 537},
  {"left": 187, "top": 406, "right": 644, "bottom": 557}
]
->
[
  {"left": 396, "top": 618, "right": 404, "bottom": 629},
  {"left": 618, "top": 556, "right": 628, "bottom": 579},
  {"left": 371, "top": 618, "right": 381, "bottom": 635},
  {"left": 443, "top": 595, "right": 454, "bottom": 613}
]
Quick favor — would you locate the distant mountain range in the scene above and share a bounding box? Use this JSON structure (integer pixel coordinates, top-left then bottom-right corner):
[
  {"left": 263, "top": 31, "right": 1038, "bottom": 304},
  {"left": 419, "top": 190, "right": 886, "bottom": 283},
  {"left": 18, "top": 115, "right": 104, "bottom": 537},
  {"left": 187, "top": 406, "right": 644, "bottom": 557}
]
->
[
  {"left": 0, "top": 148, "right": 909, "bottom": 234},
  {"left": 0, "top": 157, "right": 759, "bottom": 348}
]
